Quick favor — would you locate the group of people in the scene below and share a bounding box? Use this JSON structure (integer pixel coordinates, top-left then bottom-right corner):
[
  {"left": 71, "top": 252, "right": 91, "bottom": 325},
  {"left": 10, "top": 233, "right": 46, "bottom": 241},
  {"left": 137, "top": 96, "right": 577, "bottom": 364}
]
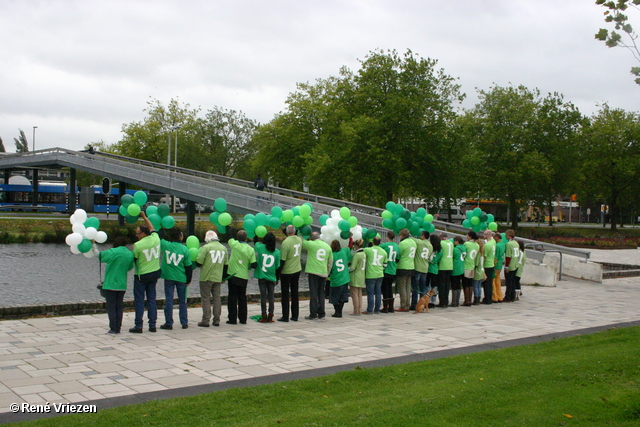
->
[{"left": 97, "top": 213, "right": 527, "bottom": 334}]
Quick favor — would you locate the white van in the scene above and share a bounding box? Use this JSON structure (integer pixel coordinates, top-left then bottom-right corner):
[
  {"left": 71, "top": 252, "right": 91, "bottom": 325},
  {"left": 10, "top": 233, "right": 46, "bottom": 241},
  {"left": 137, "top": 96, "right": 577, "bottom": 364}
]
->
[{"left": 436, "top": 207, "right": 465, "bottom": 223}]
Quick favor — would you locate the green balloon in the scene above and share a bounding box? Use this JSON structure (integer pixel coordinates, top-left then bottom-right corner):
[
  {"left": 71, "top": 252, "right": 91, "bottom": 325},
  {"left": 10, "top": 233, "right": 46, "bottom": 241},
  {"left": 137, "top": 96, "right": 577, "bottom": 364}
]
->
[
  {"left": 473, "top": 207, "right": 482, "bottom": 217},
  {"left": 120, "top": 194, "right": 133, "bottom": 207},
  {"left": 471, "top": 216, "right": 480, "bottom": 225},
  {"left": 381, "top": 210, "right": 393, "bottom": 220},
  {"left": 480, "top": 213, "right": 488, "bottom": 223},
  {"left": 189, "top": 247, "right": 199, "bottom": 262},
  {"left": 416, "top": 208, "right": 426, "bottom": 218},
  {"left": 466, "top": 210, "right": 474, "bottom": 220},
  {"left": 303, "top": 202, "right": 313, "bottom": 213},
  {"left": 214, "top": 198, "right": 227, "bottom": 213},
  {"left": 338, "top": 219, "right": 351, "bottom": 232},
  {"left": 292, "top": 215, "right": 304, "bottom": 228},
  {"left": 85, "top": 217, "right": 100, "bottom": 230},
  {"left": 157, "top": 203, "right": 171, "bottom": 218},
  {"left": 367, "top": 228, "right": 377, "bottom": 239},
  {"left": 127, "top": 203, "right": 141, "bottom": 217},
  {"left": 426, "top": 222, "right": 436, "bottom": 233},
  {"left": 393, "top": 204, "right": 404, "bottom": 215},
  {"left": 414, "top": 216, "right": 424, "bottom": 227},
  {"left": 255, "top": 225, "right": 267, "bottom": 238},
  {"left": 78, "top": 238, "right": 92, "bottom": 253},
  {"left": 401, "top": 209, "right": 411, "bottom": 220},
  {"left": 146, "top": 205, "right": 158, "bottom": 216},
  {"left": 218, "top": 212, "right": 232, "bottom": 226},
  {"left": 303, "top": 216, "right": 313, "bottom": 226},
  {"left": 339, "top": 207, "right": 350, "bottom": 220},
  {"left": 340, "top": 230, "right": 350, "bottom": 239},
  {"left": 255, "top": 212, "right": 267, "bottom": 226},
  {"left": 382, "top": 218, "right": 394, "bottom": 229},
  {"left": 271, "top": 206, "right": 283, "bottom": 218},
  {"left": 218, "top": 225, "right": 227, "bottom": 234},
  {"left": 244, "top": 218, "right": 256, "bottom": 231},
  {"left": 489, "top": 222, "right": 498, "bottom": 231},
  {"left": 300, "top": 225, "right": 312, "bottom": 237},
  {"left": 396, "top": 218, "right": 407, "bottom": 229},
  {"left": 487, "top": 214, "right": 495, "bottom": 223},
  {"left": 161, "top": 216, "right": 175, "bottom": 229},
  {"left": 209, "top": 212, "right": 220, "bottom": 226},
  {"left": 281, "top": 209, "right": 294, "bottom": 222},
  {"left": 148, "top": 213, "right": 162, "bottom": 229},
  {"left": 125, "top": 214, "right": 139, "bottom": 224},
  {"left": 385, "top": 201, "right": 396, "bottom": 211},
  {"left": 133, "top": 191, "right": 147, "bottom": 206},
  {"left": 299, "top": 204, "right": 311, "bottom": 218},
  {"left": 348, "top": 216, "right": 358, "bottom": 228},
  {"left": 462, "top": 219, "right": 472, "bottom": 228},
  {"left": 425, "top": 214, "right": 434, "bottom": 223},
  {"left": 319, "top": 214, "right": 329, "bottom": 226},
  {"left": 186, "top": 235, "right": 200, "bottom": 249},
  {"left": 118, "top": 205, "right": 128, "bottom": 217},
  {"left": 268, "top": 216, "right": 281, "bottom": 229}
]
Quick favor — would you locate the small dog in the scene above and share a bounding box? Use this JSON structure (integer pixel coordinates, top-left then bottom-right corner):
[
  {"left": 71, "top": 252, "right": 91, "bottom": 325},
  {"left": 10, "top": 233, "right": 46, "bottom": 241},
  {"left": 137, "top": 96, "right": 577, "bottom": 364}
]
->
[{"left": 414, "top": 289, "right": 437, "bottom": 314}]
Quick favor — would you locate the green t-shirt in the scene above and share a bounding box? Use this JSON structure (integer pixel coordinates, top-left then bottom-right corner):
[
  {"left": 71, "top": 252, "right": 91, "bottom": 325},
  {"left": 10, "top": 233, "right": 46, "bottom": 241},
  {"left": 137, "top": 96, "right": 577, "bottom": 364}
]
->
[
  {"left": 363, "top": 245, "right": 387, "bottom": 279},
  {"left": 484, "top": 238, "right": 496, "bottom": 269},
  {"left": 196, "top": 241, "right": 228, "bottom": 283},
  {"left": 280, "top": 235, "right": 303, "bottom": 274},
  {"left": 380, "top": 241, "right": 400, "bottom": 275},
  {"left": 228, "top": 239, "right": 257, "bottom": 280},
  {"left": 99, "top": 246, "right": 134, "bottom": 290},
  {"left": 254, "top": 242, "right": 281, "bottom": 282},
  {"left": 506, "top": 240, "right": 520, "bottom": 272},
  {"left": 397, "top": 237, "right": 417, "bottom": 271},
  {"left": 302, "top": 239, "right": 333, "bottom": 277},
  {"left": 331, "top": 247, "right": 352, "bottom": 287},
  {"left": 414, "top": 238, "right": 432, "bottom": 274},
  {"left": 160, "top": 239, "right": 192, "bottom": 283},
  {"left": 494, "top": 240, "right": 506, "bottom": 270},
  {"left": 463, "top": 241, "right": 480, "bottom": 271},
  {"left": 473, "top": 253, "right": 485, "bottom": 281},
  {"left": 348, "top": 249, "right": 365, "bottom": 287},
  {"left": 452, "top": 243, "right": 466, "bottom": 276},
  {"left": 439, "top": 239, "right": 454, "bottom": 271},
  {"left": 133, "top": 232, "right": 161, "bottom": 275},
  {"left": 428, "top": 250, "right": 442, "bottom": 274}
]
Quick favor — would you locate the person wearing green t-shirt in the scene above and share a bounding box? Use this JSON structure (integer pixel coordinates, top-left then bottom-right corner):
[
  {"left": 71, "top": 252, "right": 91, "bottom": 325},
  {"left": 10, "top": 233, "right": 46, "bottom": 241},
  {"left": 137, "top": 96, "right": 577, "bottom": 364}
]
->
[
  {"left": 363, "top": 236, "right": 388, "bottom": 314},
  {"left": 482, "top": 230, "right": 496, "bottom": 304},
  {"left": 472, "top": 239, "right": 485, "bottom": 305},
  {"left": 379, "top": 231, "right": 400, "bottom": 313},
  {"left": 130, "top": 212, "right": 162, "bottom": 333},
  {"left": 302, "top": 232, "right": 333, "bottom": 320},
  {"left": 348, "top": 239, "right": 365, "bottom": 316},
  {"left": 462, "top": 231, "right": 480, "bottom": 307},
  {"left": 515, "top": 240, "right": 526, "bottom": 300},
  {"left": 396, "top": 229, "right": 417, "bottom": 311},
  {"left": 451, "top": 236, "right": 466, "bottom": 307},
  {"left": 437, "top": 233, "right": 454, "bottom": 307},
  {"left": 492, "top": 232, "right": 506, "bottom": 302},
  {"left": 196, "top": 230, "right": 228, "bottom": 327},
  {"left": 160, "top": 227, "right": 193, "bottom": 330},
  {"left": 504, "top": 229, "right": 520, "bottom": 302},
  {"left": 278, "top": 225, "right": 304, "bottom": 322},
  {"left": 427, "top": 234, "right": 443, "bottom": 308},
  {"left": 99, "top": 236, "right": 134, "bottom": 334},
  {"left": 254, "top": 232, "right": 281, "bottom": 323},
  {"left": 330, "top": 240, "right": 352, "bottom": 318},
  {"left": 412, "top": 231, "right": 432, "bottom": 310},
  {"left": 227, "top": 230, "right": 257, "bottom": 324}
]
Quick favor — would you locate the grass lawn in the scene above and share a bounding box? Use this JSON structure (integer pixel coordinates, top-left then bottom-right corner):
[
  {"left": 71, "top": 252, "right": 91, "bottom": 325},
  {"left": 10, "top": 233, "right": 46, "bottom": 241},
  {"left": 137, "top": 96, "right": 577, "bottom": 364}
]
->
[{"left": 11, "top": 326, "right": 640, "bottom": 426}]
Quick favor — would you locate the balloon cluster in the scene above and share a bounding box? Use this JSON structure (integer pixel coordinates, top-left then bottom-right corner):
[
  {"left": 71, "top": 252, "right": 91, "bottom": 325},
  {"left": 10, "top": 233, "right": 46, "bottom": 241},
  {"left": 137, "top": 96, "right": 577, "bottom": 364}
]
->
[
  {"left": 65, "top": 208, "right": 107, "bottom": 258},
  {"left": 462, "top": 208, "right": 498, "bottom": 232},
  {"left": 117, "top": 191, "right": 149, "bottom": 225},
  {"left": 319, "top": 207, "right": 375, "bottom": 247},
  {"left": 185, "top": 235, "right": 200, "bottom": 262},
  {"left": 208, "top": 198, "right": 232, "bottom": 234},
  {"left": 244, "top": 203, "right": 314, "bottom": 239},
  {"left": 145, "top": 203, "right": 175, "bottom": 229},
  {"left": 381, "top": 202, "right": 435, "bottom": 237}
]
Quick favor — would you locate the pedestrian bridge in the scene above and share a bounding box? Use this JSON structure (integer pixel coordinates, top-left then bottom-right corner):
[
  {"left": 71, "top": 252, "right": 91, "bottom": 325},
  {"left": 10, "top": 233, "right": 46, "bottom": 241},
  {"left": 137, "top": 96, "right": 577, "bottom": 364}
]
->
[{"left": 0, "top": 148, "right": 590, "bottom": 261}]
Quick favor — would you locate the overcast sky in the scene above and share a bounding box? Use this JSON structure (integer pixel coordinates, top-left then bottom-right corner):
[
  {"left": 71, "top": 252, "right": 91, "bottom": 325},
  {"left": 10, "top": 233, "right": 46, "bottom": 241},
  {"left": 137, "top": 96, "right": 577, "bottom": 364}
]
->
[{"left": 1, "top": 0, "right": 638, "bottom": 153}]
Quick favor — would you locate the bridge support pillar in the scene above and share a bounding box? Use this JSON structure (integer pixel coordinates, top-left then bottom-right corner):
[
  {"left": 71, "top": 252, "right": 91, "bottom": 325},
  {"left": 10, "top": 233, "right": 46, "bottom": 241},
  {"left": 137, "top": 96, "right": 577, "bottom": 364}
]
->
[
  {"left": 186, "top": 201, "right": 196, "bottom": 237},
  {"left": 68, "top": 168, "right": 77, "bottom": 212}
]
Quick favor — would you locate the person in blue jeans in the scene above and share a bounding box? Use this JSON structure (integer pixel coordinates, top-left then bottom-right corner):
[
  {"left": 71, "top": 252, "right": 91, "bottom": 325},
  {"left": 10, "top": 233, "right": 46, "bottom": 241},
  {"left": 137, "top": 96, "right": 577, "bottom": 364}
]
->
[
  {"left": 160, "top": 227, "right": 193, "bottom": 330},
  {"left": 363, "top": 236, "right": 388, "bottom": 314}
]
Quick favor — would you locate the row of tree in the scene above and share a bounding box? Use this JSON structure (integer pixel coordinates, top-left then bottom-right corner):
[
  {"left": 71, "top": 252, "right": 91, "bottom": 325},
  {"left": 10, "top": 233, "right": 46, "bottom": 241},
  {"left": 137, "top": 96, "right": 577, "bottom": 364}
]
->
[{"left": 7, "top": 49, "right": 635, "bottom": 230}]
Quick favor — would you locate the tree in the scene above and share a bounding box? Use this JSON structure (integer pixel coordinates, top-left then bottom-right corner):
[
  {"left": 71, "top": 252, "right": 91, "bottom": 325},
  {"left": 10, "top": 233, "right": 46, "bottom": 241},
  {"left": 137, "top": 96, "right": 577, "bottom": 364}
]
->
[
  {"left": 579, "top": 104, "right": 640, "bottom": 231},
  {"left": 14, "top": 129, "right": 29, "bottom": 153},
  {"left": 595, "top": 0, "right": 640, "bottom": 84}
]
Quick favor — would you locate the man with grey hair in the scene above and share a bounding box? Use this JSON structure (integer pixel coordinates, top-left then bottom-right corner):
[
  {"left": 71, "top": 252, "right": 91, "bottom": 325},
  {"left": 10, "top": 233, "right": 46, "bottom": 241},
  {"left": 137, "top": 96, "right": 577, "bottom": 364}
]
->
[
  {"left": 302, "top": 231, "right": 333, "bottom": 320},
  {"left": 196, "top": 230, "right": 228, "bottom": 327},
  {"left": 278, "top": 225, "right": 303, "bottom": 322}
]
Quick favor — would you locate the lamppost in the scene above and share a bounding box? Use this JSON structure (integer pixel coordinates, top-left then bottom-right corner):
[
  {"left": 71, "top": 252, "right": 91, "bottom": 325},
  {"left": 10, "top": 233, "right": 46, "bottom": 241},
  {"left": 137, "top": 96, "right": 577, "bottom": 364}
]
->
[
  {"left": 172, "top": 125, "right": 181, "bottom": 167},
  {"left": 32, "top": 126, "right": 38, "bottom": 153}
]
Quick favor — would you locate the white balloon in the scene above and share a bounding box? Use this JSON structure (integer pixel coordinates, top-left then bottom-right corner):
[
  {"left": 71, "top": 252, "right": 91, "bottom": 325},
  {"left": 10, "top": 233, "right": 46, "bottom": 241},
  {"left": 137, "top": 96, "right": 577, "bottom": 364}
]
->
[
  {"left": 66, "top": 232, "right": 83, "bottom": 247},
  {"left": 70, "top": 245, "right": 81, "bottom": 254},
  {"left": 352, "top": 230, "right": 362, "bottom": 241},
  {"left": 73, "top": 209, "right": 87, "bottom": 223},
  {"left": 95, "top": 231, "right": 108, "bottom": 244},
  {"left": 330, "top": 209, "right": 340, "bottom": 219},
  {"left": 83, "top": 250, "right": 95, "bottom": 258},
  {"left": 84, "top": 227, "right": 98, "bottom": 240},
  {"left": 72, "top": 222, "right": 86, "bottom": 235},
  {"left": 69, "top": 215, "right": 77, "bottom": 225}
]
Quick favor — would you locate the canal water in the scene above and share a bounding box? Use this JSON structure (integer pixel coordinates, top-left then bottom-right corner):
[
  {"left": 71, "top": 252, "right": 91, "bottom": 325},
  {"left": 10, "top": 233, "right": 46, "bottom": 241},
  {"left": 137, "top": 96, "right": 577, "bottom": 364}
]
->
[{"left": 0, "top": 243, "right": 310, "bottom": 307}]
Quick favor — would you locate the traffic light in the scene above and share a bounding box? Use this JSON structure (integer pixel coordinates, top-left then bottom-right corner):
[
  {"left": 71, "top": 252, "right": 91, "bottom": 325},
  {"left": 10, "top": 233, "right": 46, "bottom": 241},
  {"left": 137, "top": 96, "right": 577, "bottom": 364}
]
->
[{"left": 102, "top": 177, "right": 111, "bottom": 194}]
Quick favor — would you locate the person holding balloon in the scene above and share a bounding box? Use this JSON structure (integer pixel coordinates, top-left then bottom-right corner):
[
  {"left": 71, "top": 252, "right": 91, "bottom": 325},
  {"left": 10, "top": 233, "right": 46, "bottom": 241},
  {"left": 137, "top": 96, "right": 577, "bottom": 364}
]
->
[
  {"left": 395, "top": 229, "right": 417, "bottom": 312},
  {"left": 196, "top": 230, "right": 228, "bottom": 327},
  {"left": 98, "top": 236, "right": 134, "bottom": 334},
  {"left": 159, "top": 227, "right": 193, "bottom": 330},
  {"left": 254, "top": 232, "right": 281, "bottom": 323},
  {"left": 130, "top": 212, "right": 162, "bottom": 333},
  {"left": 227, "top": 230, "right": 257, "bottom": 325},
  {"left": 278, "top": 225, "right": 303, "bottom": 322}
]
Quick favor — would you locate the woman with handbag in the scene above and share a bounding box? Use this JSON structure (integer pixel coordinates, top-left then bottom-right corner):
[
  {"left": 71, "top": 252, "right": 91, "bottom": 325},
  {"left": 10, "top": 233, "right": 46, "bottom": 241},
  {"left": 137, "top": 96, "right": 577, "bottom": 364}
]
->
[{"left": 99, "top": 236, "right": 134, "bottom": 334}]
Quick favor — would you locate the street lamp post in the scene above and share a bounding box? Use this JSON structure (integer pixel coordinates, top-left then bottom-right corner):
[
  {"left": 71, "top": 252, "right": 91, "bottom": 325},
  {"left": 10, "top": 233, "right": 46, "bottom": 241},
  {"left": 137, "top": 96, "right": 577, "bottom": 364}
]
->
[
  {"left": 32, "top": 126, "right": 38, "bottom": 153},
  {"left": 172, "top": 125, "right": 181, "bottom": 167}
]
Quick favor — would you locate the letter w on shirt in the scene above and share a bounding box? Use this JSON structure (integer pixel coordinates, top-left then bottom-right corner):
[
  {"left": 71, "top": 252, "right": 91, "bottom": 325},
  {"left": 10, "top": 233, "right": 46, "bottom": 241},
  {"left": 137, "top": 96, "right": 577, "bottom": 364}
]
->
[
  {"left": 209, "top": 250, "right": 226, "bottom": 264},
  {"left": 142, "top": 245, "right": 160, "bottom": 262},
  {"left": 165, "top": 251, "right": 184, "bottom": 266}
]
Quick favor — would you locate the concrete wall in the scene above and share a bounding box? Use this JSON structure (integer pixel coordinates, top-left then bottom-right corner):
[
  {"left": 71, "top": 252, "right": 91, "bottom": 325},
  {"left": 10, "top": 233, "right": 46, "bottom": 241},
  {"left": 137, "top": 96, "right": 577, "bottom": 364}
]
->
[
  {"left": 542, "top": 252, "right": 603, "bottom": 283},
  {"left": 521, "top": 260, "right": 557, "bottom": 287}
]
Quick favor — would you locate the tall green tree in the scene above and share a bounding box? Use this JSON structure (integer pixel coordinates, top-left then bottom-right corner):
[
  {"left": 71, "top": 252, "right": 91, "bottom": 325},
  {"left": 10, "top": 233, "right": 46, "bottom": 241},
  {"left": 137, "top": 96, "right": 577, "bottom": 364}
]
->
[
  {"left": 579, "top": 104, "right": 640, "bottom": 231},
  {"left": 14, "top": 129, "right": 29, "bottom": 153},
  {"left": 595, "top": 0, "right": 640, "bottom": 84}
]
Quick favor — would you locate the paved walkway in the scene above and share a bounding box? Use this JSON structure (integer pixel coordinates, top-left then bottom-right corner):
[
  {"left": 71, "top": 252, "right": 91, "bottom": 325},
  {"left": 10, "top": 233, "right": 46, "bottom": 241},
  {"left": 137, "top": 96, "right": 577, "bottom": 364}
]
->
[{"left": 1, "top": 249, "right": 639, "bottom": 423}]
